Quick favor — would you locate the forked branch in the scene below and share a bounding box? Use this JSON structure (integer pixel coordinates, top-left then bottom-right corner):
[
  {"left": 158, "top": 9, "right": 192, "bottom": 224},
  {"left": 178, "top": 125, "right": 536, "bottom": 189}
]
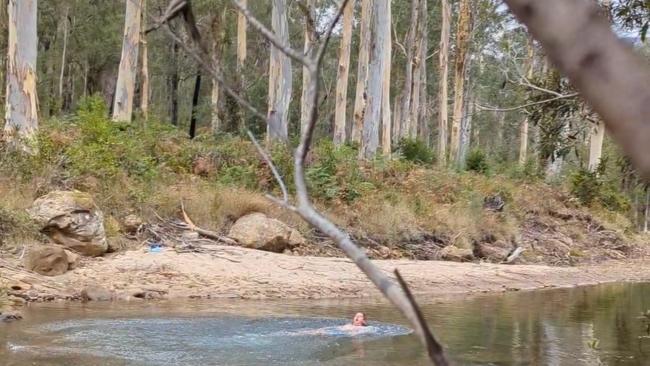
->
[{"left": 157, "top": 0, "right": 449, "bottom": 364}]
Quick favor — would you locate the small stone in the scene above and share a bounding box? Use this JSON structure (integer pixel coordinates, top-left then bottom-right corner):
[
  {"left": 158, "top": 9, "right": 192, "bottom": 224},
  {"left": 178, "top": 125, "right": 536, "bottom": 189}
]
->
[
  {"left": 121, "top": 214, "right": 143, "bottom": 233},
  {"left": 24, "top": 246, "right": 69, "bottom": 276},
  {"left": 440, "top": 245, "right": 475, "bottom": 262},
  {"left": 80, "top": 286, "right": 113, "bottom": 302}
]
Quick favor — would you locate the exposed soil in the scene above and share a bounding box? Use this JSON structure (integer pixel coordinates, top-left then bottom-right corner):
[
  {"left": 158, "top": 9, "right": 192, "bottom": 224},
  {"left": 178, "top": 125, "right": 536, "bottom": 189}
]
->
[{"left": 2, "top": 245, "right": 650, "bottom": 305}]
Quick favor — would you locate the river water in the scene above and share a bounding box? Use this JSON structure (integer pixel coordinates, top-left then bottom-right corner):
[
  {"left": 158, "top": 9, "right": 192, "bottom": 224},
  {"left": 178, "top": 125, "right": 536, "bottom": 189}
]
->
[{"left": 1, "top": 282, "right": 649, "bottom": 365}]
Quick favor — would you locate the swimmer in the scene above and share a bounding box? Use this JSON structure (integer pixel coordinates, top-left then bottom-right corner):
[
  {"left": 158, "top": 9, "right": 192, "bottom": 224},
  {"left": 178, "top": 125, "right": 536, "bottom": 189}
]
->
[{"left": 340, "top": 312, "right": 368, "bottom": 331}]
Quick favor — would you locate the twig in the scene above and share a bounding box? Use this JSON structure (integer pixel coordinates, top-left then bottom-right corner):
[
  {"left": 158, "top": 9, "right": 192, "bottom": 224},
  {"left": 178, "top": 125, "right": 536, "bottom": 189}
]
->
[
  {"left": 230, "top": 0, "right": 309, "bottom": 66},
  {"left": 475, "top": 93, "right": 579, "bottom": 112},
  {"left": 180, "top": 201, "right": 239, "bottom": 245},
  {"left": 246, "top": 130, "right": 290, "bottom": 204}
]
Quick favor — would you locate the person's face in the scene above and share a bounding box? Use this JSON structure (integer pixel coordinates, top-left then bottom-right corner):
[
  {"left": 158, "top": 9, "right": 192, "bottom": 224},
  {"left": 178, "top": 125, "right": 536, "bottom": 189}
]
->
[{"left": 352, "top": 313, "right": 366, "bottom": 326}]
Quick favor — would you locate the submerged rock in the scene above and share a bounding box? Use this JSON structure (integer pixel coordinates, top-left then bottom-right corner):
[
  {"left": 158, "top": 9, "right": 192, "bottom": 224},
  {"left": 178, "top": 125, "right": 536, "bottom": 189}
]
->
[
  {"left": 229, "top": 213, "right": 305, "bottom": 253},
  {"left": 24, "top": 246, "right": 69, "bottom": 276},
  {"left": 0, "top": 311, "right": 23, "bottom": 323},
  {"left": 28, "top": 190, "right": 108, "bottom": 256}
]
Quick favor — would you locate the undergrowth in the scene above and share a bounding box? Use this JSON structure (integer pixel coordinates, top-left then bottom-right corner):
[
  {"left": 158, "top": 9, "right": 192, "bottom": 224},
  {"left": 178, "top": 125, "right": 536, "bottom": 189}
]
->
[{"left": 0, "top": 96, "right": 642, "bottom": 256}]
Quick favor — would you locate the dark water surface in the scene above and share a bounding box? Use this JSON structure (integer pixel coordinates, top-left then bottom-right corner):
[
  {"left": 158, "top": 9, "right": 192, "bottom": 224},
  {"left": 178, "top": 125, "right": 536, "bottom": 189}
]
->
[{"left": 1, "top": 282, "right": 650, "bottom": 365}]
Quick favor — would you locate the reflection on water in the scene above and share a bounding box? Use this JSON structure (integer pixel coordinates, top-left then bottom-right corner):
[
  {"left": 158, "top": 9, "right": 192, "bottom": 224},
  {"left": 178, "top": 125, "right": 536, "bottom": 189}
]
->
[{"left": 1, "top": 282, "right": 649, "bottom": 365}]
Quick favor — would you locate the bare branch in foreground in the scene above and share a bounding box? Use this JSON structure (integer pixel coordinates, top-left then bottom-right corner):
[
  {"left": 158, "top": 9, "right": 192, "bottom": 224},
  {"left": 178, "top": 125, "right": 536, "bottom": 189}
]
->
[
  {"left": 395, "top": 270, "right": 448, "bottom": 366},
  {"left": 503, "top": 0, "right": 650, "bottom": 179},
  {"left": 159, "top": 0, "right": 449, "bottom": 364}
]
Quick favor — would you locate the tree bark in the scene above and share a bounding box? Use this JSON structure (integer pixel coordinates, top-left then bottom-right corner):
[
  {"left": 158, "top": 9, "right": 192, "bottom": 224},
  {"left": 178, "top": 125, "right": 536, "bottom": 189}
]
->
[
  {"left": 300, "top": 0, "right": 316, "bottom": 135},
  {"left": 380, "top": 0, "right": 392, "bottom": 156},
  {"left": 169, "top": 43, "right": 179, "bottom": 126},
  {"left": 351, "top": 0, "right": 371, "bottom": 144},
  {"left": 333, "top": 0, "right": 354, "bottom": 146},
  {"left": 417, "top": 0, "right": 429, "bottom": 146},
  {"left": 644, "top": 186, "right": 649, "bottom": 233},
  {"left": 361, "top": 0, "right": 386, "bottom": 158},
  {"left": 459, "top": 91, "right": 474, "bottom": 167},
  {"left": 3, "top": 0, "right": 38, "bottom": 152},
  {"left": 112, "top": 0, "right": 143, "bottom": 122},
  {"left": 437, "top": 0, "right": 451, "bottom": 166},
  {"left": 189, "top": 72, "right": 201, "bottom": 139},
  {"left": 140, "top": 0, "right": 149, "bottom": 120},
  {"left": 450, "top": 0, "right": 472, "bottom": 166},
  {"left": 267, "top": 0, "right": 292, "bottom": 142}
]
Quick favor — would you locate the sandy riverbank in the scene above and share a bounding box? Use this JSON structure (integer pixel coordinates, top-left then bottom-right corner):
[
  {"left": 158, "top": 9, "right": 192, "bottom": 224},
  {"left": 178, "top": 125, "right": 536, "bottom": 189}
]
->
[{"left": 3, "top": 244, "right": 650, "bottom": 304}]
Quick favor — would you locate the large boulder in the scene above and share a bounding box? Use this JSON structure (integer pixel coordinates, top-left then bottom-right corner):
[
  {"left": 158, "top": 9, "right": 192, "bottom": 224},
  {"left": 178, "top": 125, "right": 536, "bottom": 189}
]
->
[
  {"left": 24, "top": 246, "right": 69, "bottom": 276},
  {"left": 228, "top": 213, "right": 305, "bottom": 253},
  {"left": 28, "top": 191, "right": 107, "bottom": 256}
]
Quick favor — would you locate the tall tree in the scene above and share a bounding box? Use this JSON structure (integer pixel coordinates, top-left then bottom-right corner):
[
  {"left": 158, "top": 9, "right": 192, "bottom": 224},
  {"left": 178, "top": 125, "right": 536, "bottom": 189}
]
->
[
  {"left": 58, "top": 5, "right": 69, "bottom": 105},
  {"left": 112, "top": 0, "right": 143, "bottom": 122},
  {"left": 140, "top": 0, "right": 150, "bottom": 120},
  {"left": 236, "top": 0, "right": 247, "bottom": 72},
  {"left": 380, "top": 0, "right": 392, "bottom": 156},
  {"left": 267, "top": 0, "right": 292, "bottom": 142},
  {"left": 4, "top": 0, "right": 38, "bottom": 152},
  {"left": 449, "top": 0, "right": 473, "bottom": 166},
  {"left": 333, "top": 0, "right": 354, "bottom": 146},
  {"left": 351, "top": 0, "right": 371, "bottom": 144},
  {"left": 437, "top": 0, "right": 451, "bottom": 166},
  {"left": 210, "top": 9, "right": 227, "bottom": 133},
  {"left": 519, "top": 37, "right": 535, "bottom": 166},
  {"left": 395, "top": 0, "right": 421, "bottom": 140},
  {"left": 361, "top": 0, "right": 387, "bottom": 158},
  {"left": 300, "top": 0, "right": 316, "bottom": 135}
]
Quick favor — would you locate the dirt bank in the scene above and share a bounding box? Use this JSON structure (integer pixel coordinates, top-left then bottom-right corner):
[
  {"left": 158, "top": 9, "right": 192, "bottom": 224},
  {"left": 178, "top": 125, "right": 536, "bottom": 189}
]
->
[{"left": 3, "top": 245, "right": 650, "bottom": 304}]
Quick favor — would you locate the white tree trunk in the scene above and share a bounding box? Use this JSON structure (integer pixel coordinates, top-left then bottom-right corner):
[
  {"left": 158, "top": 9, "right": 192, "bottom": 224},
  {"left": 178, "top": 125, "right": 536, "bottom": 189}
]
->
[
  {"left": 519, "top": 118, "right": 529, "bottom": 166},
  {"left": 437, "top": 0, "right": 451, "bottom": 166},
  {"left": 211, "top": 10, "right": 226, "bottom": 133},
  {"left": 459, "top": 92, "right": 474, "bottom": 167},
  {"left": 300, "top": 0, "right": 316, "bottom": 135},
  {"left": 588, "top": 120, "right": 605, "bottom": 171},
  {"left": 113, "top": 0, "right": 143, "bottom": 122},
  {"left": 380, "top": 0, "right": 391, "bottom": 156},
  {"left": 351, "top": 0, "right": 371, "bottom": 144},
  {"left": 140, "top": 0, "right": 149, "bottom": 120},
  {"left": 333, "top": 0, "right": 354, "bottom": 146},
  {"left": 361, "top": 0, "right": 386, "bottom": 158},
  {"left": 4, "top": 0, "right": 38, "bottom": 152},
  {"left": 236, "top": 0, "right": 247, "bottom": 72},
  {"left": 58, "top": 6, "right": 69, "bottom": 102},
  {"left": 267, "top": 0, "right": 292, "bottom": 142},
  {"left": 450, "top": 0, "right": 472, "bottom": 166}
]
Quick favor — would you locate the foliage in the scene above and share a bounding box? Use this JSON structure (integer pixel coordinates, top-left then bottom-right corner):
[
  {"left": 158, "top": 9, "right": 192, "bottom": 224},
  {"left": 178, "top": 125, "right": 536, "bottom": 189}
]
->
[
  {"left": 570, "top": 160, "right": 630, "bottom": 212},
  {"left": 306, "top": 140, "right": 368, "bottom": 203},
  {"left": 466, "top": 149, "right": 489, "bottom": 174},
  {"left": 396, "top": 138, "right": 435, "bottom": 164}
]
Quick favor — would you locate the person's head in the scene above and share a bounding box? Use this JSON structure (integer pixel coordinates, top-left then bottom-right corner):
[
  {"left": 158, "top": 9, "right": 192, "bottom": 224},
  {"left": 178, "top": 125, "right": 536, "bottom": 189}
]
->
[{"left": 352, "top": 312, "right": 367, "bottom": 326}]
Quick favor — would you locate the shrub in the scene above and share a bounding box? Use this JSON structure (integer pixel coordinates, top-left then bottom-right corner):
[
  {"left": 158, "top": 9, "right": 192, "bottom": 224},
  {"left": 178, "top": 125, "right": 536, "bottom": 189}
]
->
[
  {"left": 570, "top": 163, "right": 630, "bottom": 212},
  {"left": 396, "top": 138, "right": 434, "bottom": 164},
  {"left": 466, "top": 149, "right": 489, "bottom": 174}
]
